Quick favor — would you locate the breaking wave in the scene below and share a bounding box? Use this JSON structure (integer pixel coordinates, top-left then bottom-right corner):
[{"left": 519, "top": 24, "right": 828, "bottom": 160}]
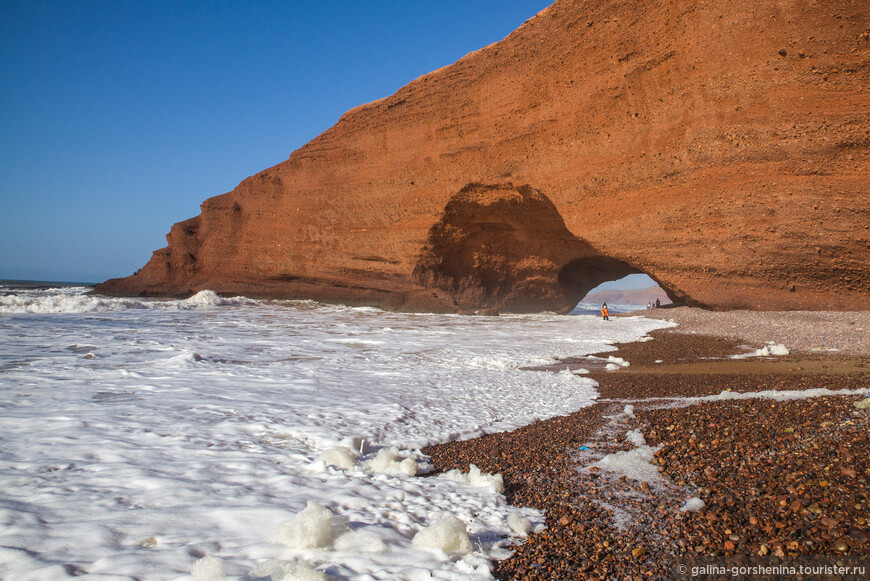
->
[{"left": 0, "top": 287, "right": 255, "bottom": 314}]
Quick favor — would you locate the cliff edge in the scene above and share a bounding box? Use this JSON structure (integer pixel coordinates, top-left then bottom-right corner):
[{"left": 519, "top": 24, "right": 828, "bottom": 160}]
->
[{"left": 96, "top": 0, "right": 870, "bottom": 312}]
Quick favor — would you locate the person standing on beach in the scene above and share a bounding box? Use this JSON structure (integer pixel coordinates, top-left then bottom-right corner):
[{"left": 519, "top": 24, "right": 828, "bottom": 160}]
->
[{"left": 601, "top": 302, "right": 610, "bottom": 321}]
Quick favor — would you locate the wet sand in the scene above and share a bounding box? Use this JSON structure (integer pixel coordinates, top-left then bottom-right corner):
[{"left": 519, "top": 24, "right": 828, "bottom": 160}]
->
[{"left": 423, "top": 322, "right": 870, "bottom": 580}]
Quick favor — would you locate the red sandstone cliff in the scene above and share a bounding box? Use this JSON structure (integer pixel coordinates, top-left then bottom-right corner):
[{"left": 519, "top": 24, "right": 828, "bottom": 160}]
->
[{"left": 96, "top": 0, "right": 870, "bottom": 312}]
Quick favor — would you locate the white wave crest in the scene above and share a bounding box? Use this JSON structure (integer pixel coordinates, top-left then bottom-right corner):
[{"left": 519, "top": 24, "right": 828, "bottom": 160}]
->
[
  {"left": 0, "top": 287, "right": 257, "bottom": 314},
  {"left": 0, "top": 287, "right": 137, "bottom": 314}
]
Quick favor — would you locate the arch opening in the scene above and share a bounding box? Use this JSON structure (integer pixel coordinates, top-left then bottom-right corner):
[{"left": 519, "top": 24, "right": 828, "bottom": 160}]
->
[
  {"left": 570, "top": 273, "right": 673, "bottom": 315},
  {"left": 413, "top": 182, "right": 685, "bottom": 313}
]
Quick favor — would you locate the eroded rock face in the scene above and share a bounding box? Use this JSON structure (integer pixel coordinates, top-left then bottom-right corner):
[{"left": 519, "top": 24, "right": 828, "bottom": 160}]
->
[
  {"left": 96, "top": 0, "right": 870, "bottom": 312},
  {"left": 414, "top": 183, "right": 638, "bottom": 312}
]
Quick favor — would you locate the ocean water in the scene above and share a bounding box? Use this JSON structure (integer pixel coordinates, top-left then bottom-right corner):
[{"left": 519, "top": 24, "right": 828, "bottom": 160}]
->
[
  {"left": 0, "top": 284, "right": 671, "bottom": 580},
  {"left": 570, "top": 301, "right": 648, "bottom": 316}
]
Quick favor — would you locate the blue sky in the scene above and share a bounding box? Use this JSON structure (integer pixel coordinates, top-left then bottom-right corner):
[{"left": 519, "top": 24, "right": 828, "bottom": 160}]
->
[{"left": 1, "top": 0, "right": 654, "bottom": 290}]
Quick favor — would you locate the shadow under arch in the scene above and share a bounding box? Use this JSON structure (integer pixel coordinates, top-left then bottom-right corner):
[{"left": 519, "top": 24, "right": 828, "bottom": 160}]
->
[{"left": 413, "top": 182, "right": 686, "bottom": 313}]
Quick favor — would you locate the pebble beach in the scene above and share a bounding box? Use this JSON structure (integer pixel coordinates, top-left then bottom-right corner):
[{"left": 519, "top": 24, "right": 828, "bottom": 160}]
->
[{"left": 424, "top": 308, "right": 870, "bottom": 579}]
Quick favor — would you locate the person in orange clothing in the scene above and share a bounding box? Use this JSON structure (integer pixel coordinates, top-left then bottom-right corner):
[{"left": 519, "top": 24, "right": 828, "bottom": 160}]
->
[{"left": 601, "top": 302, "right": 610, "bottom": 321}]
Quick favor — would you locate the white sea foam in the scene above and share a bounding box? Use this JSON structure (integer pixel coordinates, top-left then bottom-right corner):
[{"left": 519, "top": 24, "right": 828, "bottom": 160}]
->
[
  {"left": 0, "top": 284, "right": 672, "bottom": 579},
  {"left": 321, "top": 446, "right": 358, "bottom": 470},
  {"left": 191, "top": 555, "right": 229, "bottom": 581},
  {"left": 697, "top": 386, "right": 870, "bottom": 403},
  {"left": 680, "top": 497, "right": 706, "bottom": 512},
  {"left": 412, "top": 515, "right": 473, "bottom": 555},
  {"left": 731, "top": 342, "right": 791, "bottom": 359},
  {"left": 507, "top": 512, "right": 532, "bottom": 537},
  {"left": 439, "top": 464, "right": 505, "bottom": 494},
  {"left": 0, "top": 286, "right": 254, "bottom": 314},
  {"left": 588, "top": 445, "right": 664, "bottom": 483},
  {"left": 268, "top": 501, "right": 348, "bottom": 549},
  {"left": 364, "top": 446, "right": 419, "bottom": 476},
  {"left": 625, "top": 429, "right": 646, "bottom": 447},
  {"left": 607, "top": 356, "right": 630, "bottom": 367},
  {"left": 250, "top": 559, "right": 326, "bottom": 581}
]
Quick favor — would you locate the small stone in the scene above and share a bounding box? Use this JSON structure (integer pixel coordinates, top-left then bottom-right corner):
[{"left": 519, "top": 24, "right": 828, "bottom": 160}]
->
[
  {"left": 558, "top": 516, "right": 571, "bottom": 526},
  {"left": 758, "top": 544, "right": 769, "bottom": 556},
  {"left": 725, "top": 541, "right": 735, "bottom": 551},
  {"left": 632, "top": 547, "right": 647, "bottom": 558},
  {"left": 833, "top": 540, "right": 849, "bottom": 553},
  {"left": 778, "top": 48, "right": 788, "bottom": 56},
  {"left": 821, "top": 517, "right": 840, "bottom": 529},
  {"left": 749, "top": 516, "right": 759, "bottom": 526},
  {"left": 139, "top": 536, "right": 158, "bottom": 548}
]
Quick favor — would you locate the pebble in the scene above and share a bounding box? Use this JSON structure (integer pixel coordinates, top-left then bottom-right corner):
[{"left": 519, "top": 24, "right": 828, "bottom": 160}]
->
[{"left": 423, "top": 328, "right": 870, "bottom": 579}]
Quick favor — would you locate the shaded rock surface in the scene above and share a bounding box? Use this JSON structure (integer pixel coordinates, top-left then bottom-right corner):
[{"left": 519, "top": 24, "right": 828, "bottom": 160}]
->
[{"left": 97, "top": 0, "right": 870, "bottom": 312}]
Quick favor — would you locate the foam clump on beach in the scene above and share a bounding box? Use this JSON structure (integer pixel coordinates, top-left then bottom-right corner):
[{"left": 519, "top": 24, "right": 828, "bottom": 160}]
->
[
  {"left": 268, "top": 501, "right": 348, "bottom": 549},
  {"left": 439, "top": 464, "right": 505, "bottom": 494},
  {"left": 588, "top": 446, "right": 664, "bottom": 483},
  {"left": 412, "top": 515, "right": 473, "bottom": 555},
  {"left": 625, "top": 429, "right": 646, "bottom": 447},
  {"left": 508, "top": 512, "right": 532, "bottom": 536},
  {"left": 757, "top": 343, "right": 790, "bottom": 356},
  {"left": 321, "top": 446, "right": 358, "bottom": 470},
  {"left": 365, "top": 446, "right": 419, "bottom": 476},
  {"left": 623, "top": 404, "right": 635, "bottom": 417},
  {"left": 704, "top": 387, "right": 870, "bottom": 403},
  {"left": 191, "top": 555, "right": 228, "bottom": 581},
  {"left": 559, "top": 367, "right": 588, "bottom": 379},
  {"left": 607, "top": 356, "right": 630, "bottom": 367},
  {"left": 679, "top": 497, "right": 706, "bottom": 512},
  {"left": 250, "top": 559, "right": 327, "bottom": 581}
]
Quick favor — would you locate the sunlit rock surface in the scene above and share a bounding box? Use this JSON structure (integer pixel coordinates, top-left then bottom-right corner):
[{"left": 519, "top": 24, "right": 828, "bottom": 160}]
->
[{"left": 96, "top": 0, "right": 870, "bottom": 312}]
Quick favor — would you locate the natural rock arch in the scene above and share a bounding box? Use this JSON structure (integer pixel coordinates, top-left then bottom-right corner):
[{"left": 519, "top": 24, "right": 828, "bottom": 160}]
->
[
  {"left": 413, "top": 183, "right": 670, "bottom": 313},
  {"left": 95, "top": 0, "right": 870, "bottom": 312}
]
